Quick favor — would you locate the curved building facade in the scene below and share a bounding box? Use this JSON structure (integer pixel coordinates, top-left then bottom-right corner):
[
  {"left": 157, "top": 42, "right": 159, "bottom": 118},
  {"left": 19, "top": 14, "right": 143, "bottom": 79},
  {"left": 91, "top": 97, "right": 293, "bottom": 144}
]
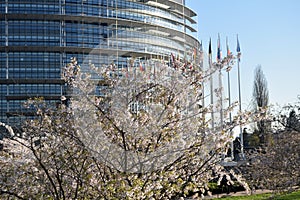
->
[{"left": 0, "top": 0, "right": 200, "bottom": 126}]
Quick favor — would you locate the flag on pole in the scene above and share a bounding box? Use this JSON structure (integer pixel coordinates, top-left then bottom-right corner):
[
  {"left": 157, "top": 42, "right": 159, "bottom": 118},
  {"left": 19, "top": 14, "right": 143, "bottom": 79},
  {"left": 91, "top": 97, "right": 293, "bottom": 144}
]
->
[
  {"left": 192, "top": 47, "right": 197, "bottom": 62},
  {"left": 217, "top": 33, "right": 222, "bottom": 62},
  {"left": 208, "top": 38, "right": 212, "bottom": 55},
  {"left": 200, "top": 40, "right": 203, "bottom": 52},
  {"left": 226, "top": 36, "right": 231, "bottom": 57},
  {"left": 139, "top": 62, "right": 144, "bottom": 71},
  {"left": 237, "top": 35, "right": 241, "bottom": 62},
  {"left": 125, "top": 63, "right": 129, "bottom": 78},
  {"left": 199, "top": 41, "right": 204, "bottom": 65},
  {"left": 170, "top": 53, "right": 174, "bottom": 62},
  {"left": 237, "top": 35, "right": 241, "bottom": 53},
  {"left": 170, "top": 53, "right": 176, "bottom": 67},
  {"left": 208, "top": 38, "right": 212, "bottom": 66}
]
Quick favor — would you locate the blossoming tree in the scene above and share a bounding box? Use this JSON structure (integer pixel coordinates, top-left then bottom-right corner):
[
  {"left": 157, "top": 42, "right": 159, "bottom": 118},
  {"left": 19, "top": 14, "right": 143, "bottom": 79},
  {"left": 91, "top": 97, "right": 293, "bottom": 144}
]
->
[
  {"left": 240, "top": 100, "right": 300, "bottom": 193},
  {"left": 0, "top": 55, "right": 259, "bottom": 199}
]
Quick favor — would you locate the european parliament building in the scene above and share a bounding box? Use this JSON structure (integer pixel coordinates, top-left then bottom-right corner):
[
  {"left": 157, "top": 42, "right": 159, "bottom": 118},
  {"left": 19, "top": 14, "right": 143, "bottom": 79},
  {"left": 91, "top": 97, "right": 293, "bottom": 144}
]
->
[{"left": 0, "top": 0, "right": 200, "bottom": 127}]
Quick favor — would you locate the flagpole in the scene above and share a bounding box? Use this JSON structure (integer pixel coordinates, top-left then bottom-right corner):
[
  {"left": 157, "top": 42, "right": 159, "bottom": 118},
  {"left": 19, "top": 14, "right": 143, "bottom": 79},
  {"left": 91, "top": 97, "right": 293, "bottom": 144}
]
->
[
  {"left": 236, "top": 34, "right": 244, "bottom": 160},
  {"left": 219, "top": 67, "right": 223, "bottom": 127},
  {"left": 227, "top": 71, "right": 232, "bottom": 121},
  {"left": 217, "top": 34, "right": 223, "bottom": 128},
  {"left": 199, "top": 41, "right": 206, "bottom": 129},
  {"left": 210, "top": 65, "right": 214, "bottom": 130},
  {"left": 226, "top": 37, "right": 232, "bottom": 122},
  {"left": 226, "top": 36, "right": 234, "bottom": 160},
  {"left": 227, "top": 68, "right": 235, "bottom": 160},
  {"left": 209, "top": 38, "right": 214, "bottom": 130}
]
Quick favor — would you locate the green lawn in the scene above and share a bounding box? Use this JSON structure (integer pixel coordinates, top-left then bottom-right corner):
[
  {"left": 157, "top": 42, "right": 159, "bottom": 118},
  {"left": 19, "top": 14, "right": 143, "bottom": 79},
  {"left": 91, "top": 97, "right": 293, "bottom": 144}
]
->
[{"left": 212, "top": 190, "right": 300, "bottom": 200}]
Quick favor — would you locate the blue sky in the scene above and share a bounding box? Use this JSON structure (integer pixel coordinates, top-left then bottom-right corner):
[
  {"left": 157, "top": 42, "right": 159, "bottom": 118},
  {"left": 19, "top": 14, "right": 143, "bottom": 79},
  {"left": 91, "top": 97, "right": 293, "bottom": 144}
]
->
[{"left": 186, "top": 0, "right": 300, "bottom": 108}]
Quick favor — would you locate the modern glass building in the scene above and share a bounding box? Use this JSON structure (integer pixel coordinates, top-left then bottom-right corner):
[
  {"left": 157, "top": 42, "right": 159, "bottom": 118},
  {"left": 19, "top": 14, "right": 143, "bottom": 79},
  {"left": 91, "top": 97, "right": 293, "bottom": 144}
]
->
[{"left": 0, "top": 0, "right": 200, "bottom": 127}]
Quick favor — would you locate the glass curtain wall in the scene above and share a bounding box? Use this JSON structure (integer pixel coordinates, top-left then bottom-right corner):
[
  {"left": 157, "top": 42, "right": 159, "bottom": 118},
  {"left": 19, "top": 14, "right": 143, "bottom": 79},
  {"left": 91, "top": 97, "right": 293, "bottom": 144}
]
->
[{"left": 0, "top": 0, "right": 200, "bottom": 127}]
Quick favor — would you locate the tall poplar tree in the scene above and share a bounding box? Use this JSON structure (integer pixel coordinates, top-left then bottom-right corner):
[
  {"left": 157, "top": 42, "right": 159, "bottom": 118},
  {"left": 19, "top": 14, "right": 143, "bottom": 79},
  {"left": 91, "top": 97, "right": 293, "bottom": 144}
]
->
[{"left": 252, "top": 65, "right": 269, "bottom": 143}]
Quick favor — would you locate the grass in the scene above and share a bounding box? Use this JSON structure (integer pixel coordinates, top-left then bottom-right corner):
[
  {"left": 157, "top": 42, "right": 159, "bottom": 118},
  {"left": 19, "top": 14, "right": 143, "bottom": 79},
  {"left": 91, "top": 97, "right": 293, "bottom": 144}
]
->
[{"left": 212, "top": 190, "right": 300, "bottom": 200}]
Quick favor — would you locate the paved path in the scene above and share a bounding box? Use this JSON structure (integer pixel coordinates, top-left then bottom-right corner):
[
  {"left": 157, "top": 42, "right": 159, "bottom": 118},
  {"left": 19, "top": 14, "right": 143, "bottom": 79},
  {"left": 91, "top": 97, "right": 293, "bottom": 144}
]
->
[
  {"left": 203, "top": 187, "right": 299, "bottom": 199},
  {"left": 204, "top": 189, "right": 273, "bottom": 199}
]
